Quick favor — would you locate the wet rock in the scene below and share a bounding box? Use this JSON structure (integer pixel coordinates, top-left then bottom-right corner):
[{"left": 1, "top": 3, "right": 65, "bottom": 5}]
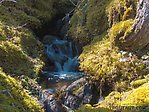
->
[
  {"left": 42, "top": 71, "right": 82, "bottom": 88},
  {"left": 42, "top": 35, "right": 59, "bottom": 44},
  {"left": 61, "top": 77, "right": 100, "bottom": 110},
  {"left": 44, "top": 95, "right": 66, "bottom": 112}
]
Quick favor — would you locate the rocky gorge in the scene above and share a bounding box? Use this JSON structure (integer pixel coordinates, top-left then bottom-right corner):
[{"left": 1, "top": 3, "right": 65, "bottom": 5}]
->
[{"left": 0, "top": 0, "right": 149, "bottom": 112}]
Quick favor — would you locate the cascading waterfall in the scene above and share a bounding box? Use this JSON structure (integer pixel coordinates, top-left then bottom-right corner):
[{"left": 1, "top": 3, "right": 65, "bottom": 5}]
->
[{"left": 44, "top": 39, "right": 82, "bottom": 83}]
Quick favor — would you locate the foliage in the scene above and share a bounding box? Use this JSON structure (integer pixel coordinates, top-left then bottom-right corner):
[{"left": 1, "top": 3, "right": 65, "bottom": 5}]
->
[{"left": 0, "top": 68, "right": 43, "bottom": 112}]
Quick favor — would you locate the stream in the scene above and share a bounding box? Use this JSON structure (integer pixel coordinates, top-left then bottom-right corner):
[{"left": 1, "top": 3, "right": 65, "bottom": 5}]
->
[
  {"left": 40, "top": 38, "right": 85, "bottom": 112},
  {"left": 43, "top": 39, "right": 82, "bottom": 88},
  {"left": 38, "top": 17, "right": 99, "bottom": 112}
]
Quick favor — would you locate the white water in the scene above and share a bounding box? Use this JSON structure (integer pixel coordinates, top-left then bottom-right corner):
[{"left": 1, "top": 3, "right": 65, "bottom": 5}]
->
[{"left": 45, "top": 39, "right": 81, "bottom": 82}]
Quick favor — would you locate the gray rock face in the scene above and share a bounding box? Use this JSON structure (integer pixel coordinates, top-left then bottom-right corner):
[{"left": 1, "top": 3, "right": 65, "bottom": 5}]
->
[
  {"left": 43, "top": 76, "right": 99, "bottom": 111},
  {"left": 44, "top": 95, "right": 66, "bottom": 112},
  {"left": 61, "top": 78, "right": 100, "bottom": 110},
  {"left": 123, "top": 0, "right": 149, "bottom": 51}
]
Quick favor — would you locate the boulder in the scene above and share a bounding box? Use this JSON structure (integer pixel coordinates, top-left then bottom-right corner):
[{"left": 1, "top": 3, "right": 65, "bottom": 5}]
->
[
  {"left": 61, "top": 78, "right": 100, "bottom": 110},
  {"left": 44, "top": 95, "right": 66, "bottom": 112}
]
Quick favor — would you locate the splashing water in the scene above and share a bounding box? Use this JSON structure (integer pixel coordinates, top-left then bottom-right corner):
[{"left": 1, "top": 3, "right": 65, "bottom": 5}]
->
[{"left": 45, "top": 39, "right": 82, "bottom": 83}]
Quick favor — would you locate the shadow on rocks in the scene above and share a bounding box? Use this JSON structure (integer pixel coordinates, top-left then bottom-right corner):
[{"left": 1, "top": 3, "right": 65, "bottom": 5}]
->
[{"left": 44, "top": 95, "right": 66, "bottom": 112}]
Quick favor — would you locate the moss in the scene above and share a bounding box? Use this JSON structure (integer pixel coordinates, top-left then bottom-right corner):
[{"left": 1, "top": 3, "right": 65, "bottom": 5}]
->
[
  {"left": 80, "top": 37, "right": 147, "bottom": 79},
  {"left": 130, "top": 76, "right": 149, "bottom": 88},
  {"left": 53, "top": 0, "right": 77, "bottom": 15},
  {"left": 0, "top": 0, "right": 56, "bottom": 29},
  {"left": 86, "top": 0, "right": 110, "bottom": 35},
  {"left": 109, "top": 19, "right": 135, "bottom": 49},
  {"left": 77, "top": 82, "right": 149, "bottom": 112},
  {"left": 76, "top": 104, "right": 112, "bottom": 112},
  {"left": 78, "top": 0, "right": 138, "bottom": 85},
  {"left": 114, "top": 81, "right": 130, "bottom": 92},
  {"left": 122, "top": 5, "right": 136, "bottom": 21},
  {"left": 66, "top": 0, "right": 137, "bottom": 47},
  {"left": 70, "top": 26, "right": 92, "bottom": 47},
  {"left": 66, "top": 0, "right": 111, "bottom": 47},
  {"left": 0, "top": 0, "right": 56, "bottom": 78},
  {"left": 121, "top": 83, "right": 149, "bottom": 106},
  {"left": 0, "top": 40, "right": 44, "bottom": 77},
  {"left": 0, "top": 68, "right": 43, "bottom": 112},
  {"left": 106, "top": 0, "right": 136, "bottom": 27},
  {"left": 0, "top": 0, "right": 78, "bottom": 111},
  {"left": 79, "top": 34, "right": 149, "bottom": 96},
  {"left": 77, "top": 0, "right": 149, "bottom": 111},
  {"left": 0, "top": 22, "right": 45, "bottom": 77}
]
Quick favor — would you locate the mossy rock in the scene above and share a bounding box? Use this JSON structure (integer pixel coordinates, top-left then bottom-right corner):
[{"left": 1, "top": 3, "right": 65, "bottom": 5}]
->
[
  {"left": 0, "top": 40, "right": 44, "bottom": 77},
  {"left": 0, "top": 22, "right": 45, "bottom": 77},
  {"left": 79, "top": 35, "right": 149, "bottom": 95},
  {"left": 53, "top": 0, "right": 77, "bottom": 15},
  {"left": 77, "top": 82, "right": 149, "bottom": 112},
  {"left": 78, "top": 0, "right": 140, "bottom": 95},
  {"left": 76, "top": 104, "right": 112, "bottom": 112},
  {"left": 109, "top": 19, "right": 135, "bottom": 49},
  {"left": 0, "top": 0, "right": 56, "bottom": 29},
  {"left": 66, "top": 0, "right": 111, "bottom": 47},
  {"left": 0, "top": 68, "right": 43, "bottom": 112},
  {"left": 65, "top": 0, "right": 137, "bottom": 48},
  {"left": 106, "top": 0, "right": 137, "bottom": 27},
  {"left": 86, "top": 0, "right": 111, "bottom": 35}
]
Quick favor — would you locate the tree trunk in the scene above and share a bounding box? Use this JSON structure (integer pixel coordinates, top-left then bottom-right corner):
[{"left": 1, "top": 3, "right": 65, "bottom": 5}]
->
[{"left": 123, "top": 0, "right": 149, "bottom": 51}]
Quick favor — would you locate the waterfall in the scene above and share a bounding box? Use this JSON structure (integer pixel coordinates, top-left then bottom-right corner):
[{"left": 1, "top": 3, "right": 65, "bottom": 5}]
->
[{"left": 45, "top": 39, "right": 82, "bottom": 83}]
